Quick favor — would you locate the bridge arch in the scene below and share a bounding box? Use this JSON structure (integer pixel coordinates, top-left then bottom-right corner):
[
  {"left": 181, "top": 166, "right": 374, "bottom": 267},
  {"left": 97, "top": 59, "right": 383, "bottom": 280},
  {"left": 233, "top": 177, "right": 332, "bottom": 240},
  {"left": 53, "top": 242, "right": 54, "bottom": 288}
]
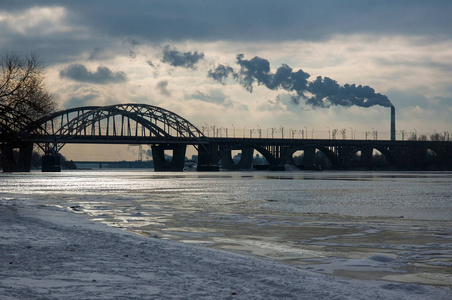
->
[
  {"left": 417, "top": 145, "right": 450, "bottom": 170},
  {"left": 352, "top": 145, "right": 395, "bottom": 169},
  {"left": 282, "top": 144, "right": 339, "bottom": 169},
  {"left": 218, "top": 144, "right": 278, "bottom": 170},
  {"left": 373, "top": 146, "right": 395, "bottom": 165},
  {"left": 29, "top": 103, "right": 204, "bottom": 138},
  {"left": 25, "top": 103, "right": 205, "bottom": 152}
]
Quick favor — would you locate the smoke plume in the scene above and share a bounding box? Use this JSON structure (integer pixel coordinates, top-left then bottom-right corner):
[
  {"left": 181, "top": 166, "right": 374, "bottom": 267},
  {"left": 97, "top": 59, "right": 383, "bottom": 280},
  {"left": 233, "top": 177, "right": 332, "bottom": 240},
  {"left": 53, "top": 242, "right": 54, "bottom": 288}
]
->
[
  {"left": 161, "top": 45, "right": 204, "bottom": 69},
  {"left": 209, "top": 54, "right": 392, "bottom": 108},
  {"left": 207, "top": 65, "right": 234, "bottom": 83}
]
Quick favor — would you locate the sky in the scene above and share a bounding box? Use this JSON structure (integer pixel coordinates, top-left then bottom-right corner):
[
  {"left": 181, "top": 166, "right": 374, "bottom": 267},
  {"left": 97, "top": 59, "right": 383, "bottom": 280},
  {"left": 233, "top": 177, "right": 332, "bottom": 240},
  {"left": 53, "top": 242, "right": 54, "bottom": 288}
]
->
[{"left": 1, "top": 1, "right": 451, "bottom": 160}]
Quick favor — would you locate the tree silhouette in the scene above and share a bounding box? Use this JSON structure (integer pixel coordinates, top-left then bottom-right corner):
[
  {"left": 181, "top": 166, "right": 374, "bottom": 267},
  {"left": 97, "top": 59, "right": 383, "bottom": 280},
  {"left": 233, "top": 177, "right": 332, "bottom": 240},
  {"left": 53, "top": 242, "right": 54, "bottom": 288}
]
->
[{"left": 1, "top": 51, "right": 56, "bottom": 121}]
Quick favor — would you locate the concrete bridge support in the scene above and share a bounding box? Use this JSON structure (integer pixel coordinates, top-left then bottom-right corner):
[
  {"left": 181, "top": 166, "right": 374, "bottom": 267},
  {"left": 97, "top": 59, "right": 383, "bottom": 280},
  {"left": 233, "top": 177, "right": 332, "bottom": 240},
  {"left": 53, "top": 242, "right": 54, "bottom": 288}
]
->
[
  {"left": 336, "top": 147, "right": 357, "bottom": 169},
  {"left": 303, "top": 147, "right": 316, "bottom": 169},
  {"left": 220, "top": 150, "right": 235, "bottom": 170},
  {"left": 359, "top": 147, "right": 373, "bottom": 169},
  {"left": 221, "top": 147, "right": 254, "bottom": 170},
  {"left": 394, "top": 146, "right": 427, "bottom": 170},
  {"left": 42, "top": 152, "right": 62, "bottom": 172},
  {"left": 197, "top": 143, "right": 219, "bottom": 171},
  {"left": 1, "top": 142, "right": 33, "bottom": 172},
  {"left": 152, "top": 144, "right": 187, "bottom": 171},
  {"left": 411, "top": 147, "right": 429, "bottom": 170},
  {"left": 439, "top": 144, "right": 452, "bottom": 170}
]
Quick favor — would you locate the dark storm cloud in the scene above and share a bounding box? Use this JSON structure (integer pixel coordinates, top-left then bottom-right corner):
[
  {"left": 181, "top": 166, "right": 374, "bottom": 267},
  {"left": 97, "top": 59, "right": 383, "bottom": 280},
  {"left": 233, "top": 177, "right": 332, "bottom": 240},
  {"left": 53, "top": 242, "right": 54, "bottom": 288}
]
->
[
  {"left": 1, "top": 1, "right": 451, "bottom": 64},
  {"left": 161, "top": 46, "right": 204, "bottom": 69},
  {"left": 210, "top": 55, "right": 392, "bottom": 108},
  {"left": 60, "top": 64, "right": 127, "bottom": 84},
  {"left": 58, "top": 0, "right": 452, "bottom": 42}
]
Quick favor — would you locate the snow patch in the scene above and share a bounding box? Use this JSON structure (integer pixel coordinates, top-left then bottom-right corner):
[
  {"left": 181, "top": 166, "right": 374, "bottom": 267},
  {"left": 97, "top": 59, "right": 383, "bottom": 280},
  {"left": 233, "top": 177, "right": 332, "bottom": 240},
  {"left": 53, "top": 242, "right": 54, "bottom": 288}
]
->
[{"left": 1, "top": 203, "right": 450, "bottom": 299}]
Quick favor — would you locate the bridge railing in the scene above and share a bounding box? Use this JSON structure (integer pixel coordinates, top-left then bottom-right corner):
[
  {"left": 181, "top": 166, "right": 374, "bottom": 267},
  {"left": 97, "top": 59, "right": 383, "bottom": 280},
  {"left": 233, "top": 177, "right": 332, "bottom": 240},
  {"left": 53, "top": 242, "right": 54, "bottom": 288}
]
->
[{"left": 198, "top": 126, "right": 451, "bottom": 142}]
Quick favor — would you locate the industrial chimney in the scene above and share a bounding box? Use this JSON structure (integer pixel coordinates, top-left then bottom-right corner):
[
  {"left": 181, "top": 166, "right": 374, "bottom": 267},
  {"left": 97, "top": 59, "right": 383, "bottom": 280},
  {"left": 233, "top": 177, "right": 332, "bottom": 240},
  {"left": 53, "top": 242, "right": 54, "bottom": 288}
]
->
[{"left": 390, "top": 105, "right": 396, "bottom": 141}]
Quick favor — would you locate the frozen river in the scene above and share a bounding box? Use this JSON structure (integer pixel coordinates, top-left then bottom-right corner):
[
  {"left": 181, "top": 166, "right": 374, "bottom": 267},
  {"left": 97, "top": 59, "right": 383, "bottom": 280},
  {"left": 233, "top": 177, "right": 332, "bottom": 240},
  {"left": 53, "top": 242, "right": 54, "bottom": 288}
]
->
[{"left": 1, "top": 170, "right": 451, "bottom": 286}]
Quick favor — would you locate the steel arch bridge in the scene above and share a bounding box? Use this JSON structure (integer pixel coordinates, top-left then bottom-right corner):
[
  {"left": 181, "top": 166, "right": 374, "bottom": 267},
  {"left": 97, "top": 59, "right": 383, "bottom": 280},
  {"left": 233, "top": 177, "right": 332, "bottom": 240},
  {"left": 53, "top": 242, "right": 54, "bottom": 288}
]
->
[
  {"left": 26, "top": 103, "right": 205, "bottom": 150},
  {"left": 2, "top": 103, "right": 205, "bottom": 141},
  {"left": 1, "top": 103, "right": 210, "bottom": 171}
]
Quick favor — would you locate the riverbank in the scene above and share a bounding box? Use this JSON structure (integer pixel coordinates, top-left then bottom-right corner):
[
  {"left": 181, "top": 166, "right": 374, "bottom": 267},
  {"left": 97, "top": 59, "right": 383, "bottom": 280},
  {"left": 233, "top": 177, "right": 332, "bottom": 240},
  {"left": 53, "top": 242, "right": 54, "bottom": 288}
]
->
[{"left": 1, "top": 202, "right": 450, "bottom": 299}]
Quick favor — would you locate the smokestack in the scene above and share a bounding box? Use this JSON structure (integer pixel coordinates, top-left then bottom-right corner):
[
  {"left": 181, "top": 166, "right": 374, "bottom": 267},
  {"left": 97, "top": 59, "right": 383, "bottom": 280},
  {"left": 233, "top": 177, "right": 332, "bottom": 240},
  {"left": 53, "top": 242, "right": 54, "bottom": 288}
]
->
[{"left": 390, "top": 105, "right": 396, "bottom": 141}]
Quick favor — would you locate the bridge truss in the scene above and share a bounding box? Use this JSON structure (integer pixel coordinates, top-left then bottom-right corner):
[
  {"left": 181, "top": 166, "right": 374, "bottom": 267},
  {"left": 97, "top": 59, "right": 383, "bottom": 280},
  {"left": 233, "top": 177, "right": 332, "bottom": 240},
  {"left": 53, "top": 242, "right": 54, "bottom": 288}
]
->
[
  {"left": 24, "top": 103, "right": 206, "bottom": 152},
  {"left": 0, "top": 105, "right": 35, "bottom": 140}
]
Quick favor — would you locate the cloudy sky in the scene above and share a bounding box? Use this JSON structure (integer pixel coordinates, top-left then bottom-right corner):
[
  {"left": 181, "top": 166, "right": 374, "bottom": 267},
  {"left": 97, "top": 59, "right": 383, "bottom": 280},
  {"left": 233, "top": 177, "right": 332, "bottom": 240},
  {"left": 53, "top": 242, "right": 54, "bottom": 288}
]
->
[{"left": 1, "top": 1, "right": 451, "bottom": 159}]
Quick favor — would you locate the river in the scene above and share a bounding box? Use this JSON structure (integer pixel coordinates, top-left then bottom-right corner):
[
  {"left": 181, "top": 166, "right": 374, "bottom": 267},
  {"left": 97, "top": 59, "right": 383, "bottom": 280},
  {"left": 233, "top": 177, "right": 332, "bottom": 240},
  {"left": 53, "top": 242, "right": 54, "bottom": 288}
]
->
[{"left": 1, "top": 170, "right": 451, "bottom": 286}]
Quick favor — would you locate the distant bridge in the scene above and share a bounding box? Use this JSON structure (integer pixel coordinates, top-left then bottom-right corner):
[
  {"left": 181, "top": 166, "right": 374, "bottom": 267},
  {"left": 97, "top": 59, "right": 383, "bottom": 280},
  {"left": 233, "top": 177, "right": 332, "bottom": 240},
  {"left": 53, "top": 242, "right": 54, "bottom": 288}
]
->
[
  {"left": 73, "top": 161, "right": 153, "bottom": 169},
  {"left": 1, "top": 103, "right": 451, "bottom": 172}
]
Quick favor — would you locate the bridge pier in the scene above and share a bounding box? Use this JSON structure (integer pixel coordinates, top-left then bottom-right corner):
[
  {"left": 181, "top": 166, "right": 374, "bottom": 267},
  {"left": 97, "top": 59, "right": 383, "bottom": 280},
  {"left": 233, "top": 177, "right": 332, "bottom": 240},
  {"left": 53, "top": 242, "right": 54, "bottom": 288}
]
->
[
  {"left": 152, "top": 144, "right": 187, "bottom": 172},
  {"left": 303, "top": 147, "right": 317, "bottom": 169},
  {"left": 1, "top": 142, "right": 33, "bottom": 172},
  {"left": 220, "top": 150, "right": 235, "bottom": 169},
  {"left": 410, "top": 146, "right": 429, "bottom": 170},
  {"left": 221, "top": 147, "right": 254, "bottom": 170},
  {"left": 42, "top": 152, "right": 62, "bottom": 172},
  {"left": 359, "top": 147, "right": 373, "bottom": 169},
  {"left": 336, "top": 146, "right": 356, "bottom": 169},
  {"left": 393, "top": 146, "right": 425, "bottom": 170},
  {"left": 197, "top": 143, "right": 219, "bottom": 171},
  {"left": 437, "top": 144, "right": 452, "bottom": 170}
]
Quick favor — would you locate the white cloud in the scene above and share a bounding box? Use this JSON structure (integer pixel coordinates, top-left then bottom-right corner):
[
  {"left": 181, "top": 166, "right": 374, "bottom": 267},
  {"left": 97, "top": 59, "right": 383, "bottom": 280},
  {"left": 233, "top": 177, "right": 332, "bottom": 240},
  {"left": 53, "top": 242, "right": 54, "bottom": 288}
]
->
[{"left": 0, "top": 6, "right": 77, "bottom": 36}]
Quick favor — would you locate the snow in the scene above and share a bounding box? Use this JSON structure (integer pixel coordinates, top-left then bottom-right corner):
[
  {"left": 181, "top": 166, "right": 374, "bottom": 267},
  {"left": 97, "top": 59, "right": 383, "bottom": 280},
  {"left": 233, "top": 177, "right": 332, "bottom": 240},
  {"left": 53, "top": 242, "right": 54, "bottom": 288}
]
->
[{"left": 1, "top": 202, "right": 450, "bottom": 299}]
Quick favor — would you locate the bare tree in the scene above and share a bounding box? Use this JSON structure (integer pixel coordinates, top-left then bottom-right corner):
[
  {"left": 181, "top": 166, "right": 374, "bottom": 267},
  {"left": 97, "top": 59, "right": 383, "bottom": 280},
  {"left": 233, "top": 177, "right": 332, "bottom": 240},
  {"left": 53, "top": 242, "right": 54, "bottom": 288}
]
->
[{"left": 0, "top": 51, "right": 56, "bottom": 121}]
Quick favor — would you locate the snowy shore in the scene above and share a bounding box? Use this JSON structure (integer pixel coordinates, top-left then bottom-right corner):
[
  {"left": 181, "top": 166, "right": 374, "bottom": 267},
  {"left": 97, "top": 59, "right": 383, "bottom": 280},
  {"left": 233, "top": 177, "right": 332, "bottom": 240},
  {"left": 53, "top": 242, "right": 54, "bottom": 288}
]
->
[{"left": 1, "top": 203, "right": 450, "bottom": 299}]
